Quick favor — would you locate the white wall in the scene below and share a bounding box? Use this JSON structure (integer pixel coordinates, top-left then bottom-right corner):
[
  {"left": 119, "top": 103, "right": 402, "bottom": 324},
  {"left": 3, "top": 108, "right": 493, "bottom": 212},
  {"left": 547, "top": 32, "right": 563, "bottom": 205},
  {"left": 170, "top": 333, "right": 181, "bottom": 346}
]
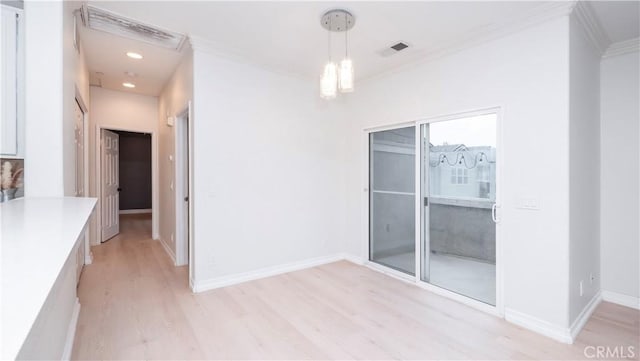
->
[
  {"left": 343, "top": 17, "right": 572, "bottom": 329},
  {"left": 24, "top": 1, "right": 89, "bottom": 197},
  {"left": 600, "top": 50, "right": 640, "bottom": 303},
  {"left": 158, "top": 50, "right": 193, "bottom": 262},
  {"left": 568, "top": 14, "right": 601, "bottom": 324},
  {"left": 24, "top": 1, "right": 64, "bottom": 196},
  {"left": 88, "top": 87, "right": 159, "bottom": 244},
  {"left": 63, "top": 0, "right": 90, "bottom": 197},
  {"left": 191, "top": 50, "right": 346, "bottom": 284}
]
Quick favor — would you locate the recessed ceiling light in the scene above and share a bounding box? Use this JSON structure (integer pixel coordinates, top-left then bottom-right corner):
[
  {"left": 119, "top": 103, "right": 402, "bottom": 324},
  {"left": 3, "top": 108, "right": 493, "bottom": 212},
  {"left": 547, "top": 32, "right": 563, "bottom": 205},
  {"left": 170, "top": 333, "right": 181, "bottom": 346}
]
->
[
  {"left": 122, "top": 82, "right": 136, "bottom": 88},
  {"left": 126, "top": 52, "right": 143, "bottom": 59}
]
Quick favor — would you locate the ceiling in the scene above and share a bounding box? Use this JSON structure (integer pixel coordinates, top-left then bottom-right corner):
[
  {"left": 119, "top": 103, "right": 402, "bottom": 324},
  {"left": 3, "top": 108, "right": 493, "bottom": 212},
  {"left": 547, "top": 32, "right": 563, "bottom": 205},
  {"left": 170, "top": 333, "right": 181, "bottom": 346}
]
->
[
  {"left": 590, "top": 1, "right": 640, "bottom": 43},
  {"left": 81, "top": 1, "right": 640, "bottom": 97}
]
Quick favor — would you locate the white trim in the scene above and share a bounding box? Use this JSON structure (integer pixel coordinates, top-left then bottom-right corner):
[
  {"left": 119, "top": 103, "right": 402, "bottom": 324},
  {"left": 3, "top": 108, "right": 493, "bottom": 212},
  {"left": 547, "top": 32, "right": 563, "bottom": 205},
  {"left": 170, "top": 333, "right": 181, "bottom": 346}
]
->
[
  {"left": 601, "top": 290, "right": 640, "bottom": 310},
  {"left": 118, "top": 208, "right": 151, "bottom": 215},
  {"left": 340, "top": 252, "right": 365, "bottom": 265},
  {"left": 61, "top": 298, "right": 81, "bottom": 361},
  {"left": 189, "top": 35, "right": 311, "bottom": 82},
  {"left": 352, "top": 254, "right": 500, "bottom": 316},
  {"left": 95, "top": 125, "right": 159, "bottom": 244},
  {"left": 190, "top": 2, "right": 576, "bottom": 83},
  {"left": 193, "top": 254, "right": 344, "bottom": 293},
  {"left": 572, "top": 1, "right": 610, "bottom": 55},
  {"left": 159, "top": 237, "right": 177, "bottom": 266},
  {"left": 505, "top": 308, "right": 573, "bottom": 344},
  {"left": 174, "top": 105, "right": 191, "bottom": 267},
  {"left": 570, "top": 291, "right": 602, "bottom": 341},
  {"left": 363, "top": 106, "right": 505, "bottom": 317},
  {"left": 360, "top": 2, "right": 576, "bottom": 83},
  {"left": 602, "top": 38, "right": 640, "bottom": 59},
  {"left": 417, "top": 280, "right": 500, "bottom": 316},
  {"left": 363, "top": 260, "right": 416, "bottom": 283}
]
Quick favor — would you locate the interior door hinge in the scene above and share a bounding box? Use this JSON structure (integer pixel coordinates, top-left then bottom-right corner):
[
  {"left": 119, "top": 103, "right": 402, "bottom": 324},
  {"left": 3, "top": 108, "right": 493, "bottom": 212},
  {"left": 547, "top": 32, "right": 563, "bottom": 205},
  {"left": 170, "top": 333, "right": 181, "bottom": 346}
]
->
[{"left": 424, "top": 197, "right": 429, "bottom": 207}]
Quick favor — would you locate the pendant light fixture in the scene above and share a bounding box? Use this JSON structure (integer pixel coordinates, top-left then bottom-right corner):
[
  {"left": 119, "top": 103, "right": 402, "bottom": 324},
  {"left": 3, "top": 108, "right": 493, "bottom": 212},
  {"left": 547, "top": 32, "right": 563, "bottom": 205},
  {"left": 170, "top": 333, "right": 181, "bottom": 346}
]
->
[{"left": 320, "top": 9, "right": 355, "bottom": 99}]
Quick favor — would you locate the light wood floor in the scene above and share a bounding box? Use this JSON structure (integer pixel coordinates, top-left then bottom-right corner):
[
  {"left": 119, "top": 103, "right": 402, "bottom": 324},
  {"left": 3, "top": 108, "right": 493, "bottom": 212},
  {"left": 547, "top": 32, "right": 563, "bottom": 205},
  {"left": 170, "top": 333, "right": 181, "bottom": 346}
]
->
[{"left": 72, "top": 214, "right": 640, "bottom": 360}]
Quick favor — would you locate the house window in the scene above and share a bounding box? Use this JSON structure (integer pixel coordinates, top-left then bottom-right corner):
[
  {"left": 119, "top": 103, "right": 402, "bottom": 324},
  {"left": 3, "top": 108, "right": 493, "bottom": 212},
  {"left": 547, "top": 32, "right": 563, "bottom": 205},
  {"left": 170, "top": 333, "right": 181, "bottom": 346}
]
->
[
  {"left": 477, "top": 164, "right": 489, "bottom": 182},
  {"left": 450, "top": 167, "right": 468, "bottom": 185}
]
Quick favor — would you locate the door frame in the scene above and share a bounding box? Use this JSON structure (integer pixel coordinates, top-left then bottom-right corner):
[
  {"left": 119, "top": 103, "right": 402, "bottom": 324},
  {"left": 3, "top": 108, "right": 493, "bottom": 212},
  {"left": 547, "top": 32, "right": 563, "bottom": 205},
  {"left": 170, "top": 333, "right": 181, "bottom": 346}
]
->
[
  {"left": 95, "top": 125, "right": 158, "bottom": 244},
  {"left": 361, "top": 106, "right": 504, "bottom": 317},
  {"left": 174, "top": 103, "right": 193, "bottom": 278},
  {"left": 75, "top": 90, "right": 91, "bottom": 264}
]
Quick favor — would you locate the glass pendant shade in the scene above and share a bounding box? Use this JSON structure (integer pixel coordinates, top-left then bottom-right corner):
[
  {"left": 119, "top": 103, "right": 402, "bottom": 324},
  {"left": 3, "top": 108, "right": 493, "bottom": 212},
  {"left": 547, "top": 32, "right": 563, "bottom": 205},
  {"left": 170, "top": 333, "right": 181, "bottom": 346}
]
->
[
  {"left": 338, "top": 58, "right": 354, "bottom": 93},
  {"left": 320, "top": 62, "right": 338, "bottom": 99}
]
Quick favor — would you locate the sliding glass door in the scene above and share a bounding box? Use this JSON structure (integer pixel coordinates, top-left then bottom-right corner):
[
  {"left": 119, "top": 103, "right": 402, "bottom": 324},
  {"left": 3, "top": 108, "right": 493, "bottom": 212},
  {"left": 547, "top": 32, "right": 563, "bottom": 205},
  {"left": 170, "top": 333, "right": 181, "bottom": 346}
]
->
[
  {"left": 368, "top": 111, "right": 498, "bottom": 305},
  {"left": 421, "top": 114, "right": 497, "bottom": 305},
  {"left": 369, "top": 126, "right": 416, "bottom": 275}
]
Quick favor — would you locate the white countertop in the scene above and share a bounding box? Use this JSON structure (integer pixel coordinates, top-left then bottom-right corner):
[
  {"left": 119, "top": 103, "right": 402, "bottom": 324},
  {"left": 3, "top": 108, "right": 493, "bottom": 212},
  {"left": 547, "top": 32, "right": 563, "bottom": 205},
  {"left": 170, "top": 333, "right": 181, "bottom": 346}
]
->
[{"left": 1, "top": 197, "right": 96, "bottom": 360}]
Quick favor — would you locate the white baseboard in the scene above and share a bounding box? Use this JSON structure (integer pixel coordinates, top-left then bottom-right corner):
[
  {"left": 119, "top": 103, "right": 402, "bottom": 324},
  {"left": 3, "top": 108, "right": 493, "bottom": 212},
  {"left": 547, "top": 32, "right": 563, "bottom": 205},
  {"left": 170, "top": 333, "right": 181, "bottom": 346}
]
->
[
  {"left": 570, "top": 291, "right": 602, "bottom": 341},
  {"left": 602, "top": 290, "right": 640, "bottom": 310},
  {"left": 61, "top": 298, "right": 81, "bottom": 361},
  {"left": 119, "top": 208, "right": 152, "bottom": 215},
  {"left": 193, "top": 254, "right": 344, "bottom": 293},
  {"left": 340, "top": 252, "right": 365, "bottom": 265},
  {"left": 505, "top": 308, "right": 573, "bottom": 344},
  {"left": 158, "top": 238, "right": 177, "bottom": 266}
]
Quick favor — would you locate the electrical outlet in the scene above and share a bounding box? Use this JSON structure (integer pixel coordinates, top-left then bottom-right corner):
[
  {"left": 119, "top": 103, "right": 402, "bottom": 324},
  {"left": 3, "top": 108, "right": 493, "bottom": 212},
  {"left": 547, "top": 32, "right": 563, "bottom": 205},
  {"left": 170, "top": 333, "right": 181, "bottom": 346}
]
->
[
  {"left": 579, "top": 280, "right": 584, "bottom": 296},
  {"left": 590, "top": 273, "right": 595, "bottom": 284}
]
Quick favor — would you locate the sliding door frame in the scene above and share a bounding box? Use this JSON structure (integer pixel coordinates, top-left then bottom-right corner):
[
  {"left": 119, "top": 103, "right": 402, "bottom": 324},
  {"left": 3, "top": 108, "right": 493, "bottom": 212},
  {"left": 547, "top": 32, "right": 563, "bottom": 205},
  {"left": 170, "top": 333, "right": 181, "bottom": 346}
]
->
[
  {"left": 362, "top": 106, "right": 504, "bottom": 317},
  {"left": 363, "top": 121, "right": 418, "bottom": 282}
]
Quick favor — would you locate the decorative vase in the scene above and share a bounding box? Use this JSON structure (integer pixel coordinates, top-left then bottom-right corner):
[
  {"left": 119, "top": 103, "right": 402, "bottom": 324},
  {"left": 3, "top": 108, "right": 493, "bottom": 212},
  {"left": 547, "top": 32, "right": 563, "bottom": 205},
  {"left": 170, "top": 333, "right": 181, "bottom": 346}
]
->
[{"left": 0, "top": 188, "right": 17, "bottom": 203}]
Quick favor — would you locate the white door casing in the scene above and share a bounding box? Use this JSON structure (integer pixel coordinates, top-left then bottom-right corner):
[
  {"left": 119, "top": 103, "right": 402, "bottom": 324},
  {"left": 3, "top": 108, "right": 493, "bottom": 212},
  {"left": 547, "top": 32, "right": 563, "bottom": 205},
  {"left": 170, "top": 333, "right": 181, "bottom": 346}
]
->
[
  {"left": 74, "top": 99, "right": 84, "bottom": 197},
  {"left": 101, "top": 129, "right": 119, "bottom": 242}
]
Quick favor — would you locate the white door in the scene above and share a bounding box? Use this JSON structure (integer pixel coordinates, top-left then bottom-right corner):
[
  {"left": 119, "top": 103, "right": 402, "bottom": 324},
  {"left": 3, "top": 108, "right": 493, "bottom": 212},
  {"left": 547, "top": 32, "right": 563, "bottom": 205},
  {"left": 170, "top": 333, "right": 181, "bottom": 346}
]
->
[
  {"left": 102, "top": 129, "right": 120, "bottom": 241},
  {"left": 74, "top": 99, "right": 84, "bottom": 196}
]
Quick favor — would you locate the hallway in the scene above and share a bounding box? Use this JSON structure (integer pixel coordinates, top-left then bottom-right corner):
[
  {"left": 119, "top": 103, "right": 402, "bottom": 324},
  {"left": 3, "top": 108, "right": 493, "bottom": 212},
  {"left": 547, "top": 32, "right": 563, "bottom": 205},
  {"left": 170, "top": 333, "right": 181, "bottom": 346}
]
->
[{"left": 72, "top": 216, "right": 640, "bottom": 360}]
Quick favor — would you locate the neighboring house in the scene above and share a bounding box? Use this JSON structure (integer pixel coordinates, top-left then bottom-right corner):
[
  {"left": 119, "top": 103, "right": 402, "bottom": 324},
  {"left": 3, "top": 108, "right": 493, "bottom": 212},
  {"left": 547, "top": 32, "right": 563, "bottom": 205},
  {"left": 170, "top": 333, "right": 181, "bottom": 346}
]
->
[{"left": 429, "top": 144, "right": 496, "bottom": 202}]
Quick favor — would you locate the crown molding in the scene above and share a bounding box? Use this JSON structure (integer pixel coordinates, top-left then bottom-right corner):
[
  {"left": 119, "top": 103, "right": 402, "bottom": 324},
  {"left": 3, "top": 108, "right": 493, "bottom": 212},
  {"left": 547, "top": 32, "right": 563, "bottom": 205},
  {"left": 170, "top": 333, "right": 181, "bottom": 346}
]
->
[
  {"left": 572, "top": 1, "right": 611, "bottom": 55},
  {"left": 188, "top": 35, "right": 314, "bottom": 81},
  {"left": 192, "top": 1, "right": 580, "bottom": 84},
  {"left": 602, "top": 37, "right": 640, "bottom": 58},
  {"left": 360, "top": 1, "right": 577, "bottom": 83}
]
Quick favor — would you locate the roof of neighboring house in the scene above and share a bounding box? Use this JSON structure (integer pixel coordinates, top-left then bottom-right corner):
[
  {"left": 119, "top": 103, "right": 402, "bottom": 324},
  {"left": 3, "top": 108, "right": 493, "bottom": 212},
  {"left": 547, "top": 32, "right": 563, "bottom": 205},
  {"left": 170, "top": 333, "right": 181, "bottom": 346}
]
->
[{"left": 430, "top": 144, "right": 467, "bottom": 152}]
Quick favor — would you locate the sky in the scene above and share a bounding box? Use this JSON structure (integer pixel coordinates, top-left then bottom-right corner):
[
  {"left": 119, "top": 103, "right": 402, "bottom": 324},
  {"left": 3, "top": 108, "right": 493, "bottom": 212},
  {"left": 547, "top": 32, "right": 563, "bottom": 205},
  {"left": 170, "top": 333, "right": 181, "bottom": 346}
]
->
[{"left": 427, "top": 114, "right": 496, "bottom": 147}]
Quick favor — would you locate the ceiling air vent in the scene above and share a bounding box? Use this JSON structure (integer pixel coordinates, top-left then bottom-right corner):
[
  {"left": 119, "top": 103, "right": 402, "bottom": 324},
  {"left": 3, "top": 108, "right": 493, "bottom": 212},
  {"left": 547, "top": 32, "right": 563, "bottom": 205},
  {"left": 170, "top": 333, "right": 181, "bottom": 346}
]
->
[
  {"left": 82, "top": 5, "right": 186, "bottom": 51},
  {"left": 378, "top": 41, "right": 410, "bottom": 57}
]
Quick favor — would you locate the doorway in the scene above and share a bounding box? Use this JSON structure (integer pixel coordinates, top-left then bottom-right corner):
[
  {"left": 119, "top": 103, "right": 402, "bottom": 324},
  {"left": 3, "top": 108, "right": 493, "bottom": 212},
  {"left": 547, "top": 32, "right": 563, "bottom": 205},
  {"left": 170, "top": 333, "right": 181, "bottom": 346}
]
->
[
  {"left": 367, "top": 108, "right": 502, "bottom": 311},
  {"left": 99, "top": 128, "right": 153, "bottom": 242},
  {"left": 419, "top": 113, "right": 498, "bottom": 306}
]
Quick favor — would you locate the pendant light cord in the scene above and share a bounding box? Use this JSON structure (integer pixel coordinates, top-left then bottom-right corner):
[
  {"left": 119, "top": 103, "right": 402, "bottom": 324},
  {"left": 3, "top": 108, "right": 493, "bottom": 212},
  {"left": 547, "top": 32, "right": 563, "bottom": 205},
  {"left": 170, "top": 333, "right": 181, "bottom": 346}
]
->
[
  {"left": 345, "top": 14, "right": 348, "bottom": 58},
  {"left": 328, "top": 15, "right": 332, "bottom": 62}
]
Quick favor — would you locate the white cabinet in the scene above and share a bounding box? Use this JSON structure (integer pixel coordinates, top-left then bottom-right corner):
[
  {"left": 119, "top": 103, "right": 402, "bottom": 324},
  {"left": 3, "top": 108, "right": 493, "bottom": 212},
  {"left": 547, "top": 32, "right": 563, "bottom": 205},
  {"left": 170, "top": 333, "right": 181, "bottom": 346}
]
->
[{"left": 1, "top": 5, "right": 24, "bottom": 158}]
